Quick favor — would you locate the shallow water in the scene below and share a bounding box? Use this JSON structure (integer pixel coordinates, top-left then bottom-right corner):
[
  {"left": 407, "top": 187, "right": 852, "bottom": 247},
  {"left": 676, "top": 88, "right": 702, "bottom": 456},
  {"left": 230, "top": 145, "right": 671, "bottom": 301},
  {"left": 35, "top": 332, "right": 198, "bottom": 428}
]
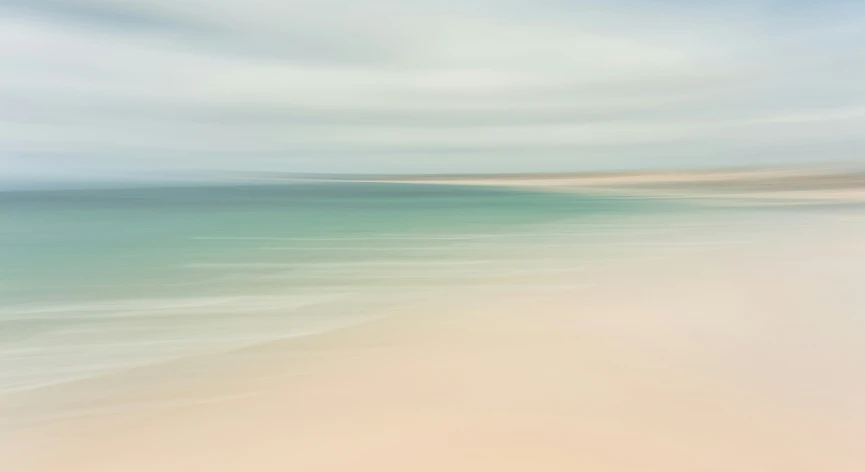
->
[{"left": 1, "top": 183, "right": 682, "bottom": 395}]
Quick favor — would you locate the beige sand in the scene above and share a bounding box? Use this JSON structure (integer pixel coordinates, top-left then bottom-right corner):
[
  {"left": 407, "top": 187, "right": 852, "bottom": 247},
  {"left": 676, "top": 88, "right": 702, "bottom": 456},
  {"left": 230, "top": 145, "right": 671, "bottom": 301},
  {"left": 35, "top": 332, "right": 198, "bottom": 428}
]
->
[
  {"left": 296, "top": 168, "right": 865, "bottom": 204},
  {"left": 4, "top": 216, "right": 865, "bottom": 471}
]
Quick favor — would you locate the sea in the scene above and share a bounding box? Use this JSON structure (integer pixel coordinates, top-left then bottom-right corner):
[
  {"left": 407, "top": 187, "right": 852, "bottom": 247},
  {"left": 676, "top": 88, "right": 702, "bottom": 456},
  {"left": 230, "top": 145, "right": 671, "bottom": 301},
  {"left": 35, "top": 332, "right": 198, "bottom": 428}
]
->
[{"left": 0, "top": 182, "right": 756, "bottom": 429}]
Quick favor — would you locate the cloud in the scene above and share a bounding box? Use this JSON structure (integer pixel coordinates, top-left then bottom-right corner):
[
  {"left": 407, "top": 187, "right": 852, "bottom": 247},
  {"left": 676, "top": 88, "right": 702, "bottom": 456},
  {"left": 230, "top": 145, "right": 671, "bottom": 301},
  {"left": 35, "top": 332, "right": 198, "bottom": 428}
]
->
[
  {"left": 1, "top": 0, "right": 864, "bottom": 177},
  {"left": 0, "top": 0, "right": 206, "bottom": 32}
]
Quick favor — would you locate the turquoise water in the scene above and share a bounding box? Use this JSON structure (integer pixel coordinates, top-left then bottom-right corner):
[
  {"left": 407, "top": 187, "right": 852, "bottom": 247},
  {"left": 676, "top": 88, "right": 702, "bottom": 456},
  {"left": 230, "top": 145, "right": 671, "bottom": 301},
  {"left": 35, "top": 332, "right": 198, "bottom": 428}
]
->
[{"left": 0, "top": 182, "right": 668, "bottom": 397}]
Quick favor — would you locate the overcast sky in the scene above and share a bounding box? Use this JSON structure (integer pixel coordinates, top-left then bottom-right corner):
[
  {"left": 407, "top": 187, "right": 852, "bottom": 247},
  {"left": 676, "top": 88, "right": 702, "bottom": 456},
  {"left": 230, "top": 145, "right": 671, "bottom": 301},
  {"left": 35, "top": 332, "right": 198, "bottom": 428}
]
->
[{"left": 1, "top": 0, "right": 865, "bottom": 180}]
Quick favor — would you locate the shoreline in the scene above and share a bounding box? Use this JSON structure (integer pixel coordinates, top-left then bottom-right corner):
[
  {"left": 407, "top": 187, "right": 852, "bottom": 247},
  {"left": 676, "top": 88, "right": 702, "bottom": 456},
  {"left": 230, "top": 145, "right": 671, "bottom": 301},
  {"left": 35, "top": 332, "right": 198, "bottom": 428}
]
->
[{"left": 5, "top": 209, "right": 865, "bottom": 471}]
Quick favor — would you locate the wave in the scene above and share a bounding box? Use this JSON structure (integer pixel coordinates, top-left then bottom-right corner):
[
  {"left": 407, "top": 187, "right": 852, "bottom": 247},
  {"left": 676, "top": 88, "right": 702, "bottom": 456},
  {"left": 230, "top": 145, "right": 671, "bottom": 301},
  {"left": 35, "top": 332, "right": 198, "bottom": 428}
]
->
[
  {"left": 193, "top": 230, "right": 662, "bottom": 242},
  {"left": 179, "top": 260, "right": 494, "bottom": 269},
  {"left": 193, "top": 235, "right": 502, "bottom": 241},
  {"left": 0, "top": 293, "right": 351, "bottom": 321},
  {"left": 0, "top": 293, "right": 379, "bottom": 394}
]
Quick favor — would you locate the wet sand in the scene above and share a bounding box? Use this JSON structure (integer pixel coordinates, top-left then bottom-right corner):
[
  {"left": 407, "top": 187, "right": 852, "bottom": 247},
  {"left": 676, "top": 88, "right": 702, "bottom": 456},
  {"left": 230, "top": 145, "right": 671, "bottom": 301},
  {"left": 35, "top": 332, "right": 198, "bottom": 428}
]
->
[{"left": 4, "top": 213, "right": 865, "bottom": 471}]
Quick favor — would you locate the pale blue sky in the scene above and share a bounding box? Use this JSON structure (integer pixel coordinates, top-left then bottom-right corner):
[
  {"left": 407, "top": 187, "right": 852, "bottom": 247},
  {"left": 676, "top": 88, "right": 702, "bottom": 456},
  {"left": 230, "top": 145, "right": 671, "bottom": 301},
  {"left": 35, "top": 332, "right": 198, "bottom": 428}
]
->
[{"left": 1, "top": 0, "right": 865, "bottom": 180}]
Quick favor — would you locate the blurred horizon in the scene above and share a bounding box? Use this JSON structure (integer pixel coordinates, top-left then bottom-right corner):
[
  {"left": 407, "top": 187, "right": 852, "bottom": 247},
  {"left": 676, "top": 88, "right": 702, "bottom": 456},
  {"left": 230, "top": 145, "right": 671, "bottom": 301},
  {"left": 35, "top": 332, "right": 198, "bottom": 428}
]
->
[
  {"left": 4, "top": 162, "right": 865, "bottom": 191},
  {"left": 4, "top": 3, "right": 865, "bottom": 465}
]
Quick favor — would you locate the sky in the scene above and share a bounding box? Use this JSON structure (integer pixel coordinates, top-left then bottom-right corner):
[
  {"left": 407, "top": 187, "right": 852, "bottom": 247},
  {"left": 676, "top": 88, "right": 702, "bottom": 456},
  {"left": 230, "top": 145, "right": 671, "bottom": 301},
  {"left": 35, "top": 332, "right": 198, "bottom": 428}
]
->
[{"left": 1, "top": 0, "right": 865, "bottom": 180}]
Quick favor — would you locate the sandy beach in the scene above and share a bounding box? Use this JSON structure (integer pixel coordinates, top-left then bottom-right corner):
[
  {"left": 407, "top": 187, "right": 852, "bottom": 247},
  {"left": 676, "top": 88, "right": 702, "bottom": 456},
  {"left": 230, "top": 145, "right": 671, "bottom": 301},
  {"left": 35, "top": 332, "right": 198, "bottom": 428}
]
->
[
  {"left": 4, "top": 207, "right": 865, "bottom": 472},
  {"left": 6, "top": 0, "right": 865, "bottom": 468},
  {"left": 306, "top": 168, "right": 865, "bottom": 205}
]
